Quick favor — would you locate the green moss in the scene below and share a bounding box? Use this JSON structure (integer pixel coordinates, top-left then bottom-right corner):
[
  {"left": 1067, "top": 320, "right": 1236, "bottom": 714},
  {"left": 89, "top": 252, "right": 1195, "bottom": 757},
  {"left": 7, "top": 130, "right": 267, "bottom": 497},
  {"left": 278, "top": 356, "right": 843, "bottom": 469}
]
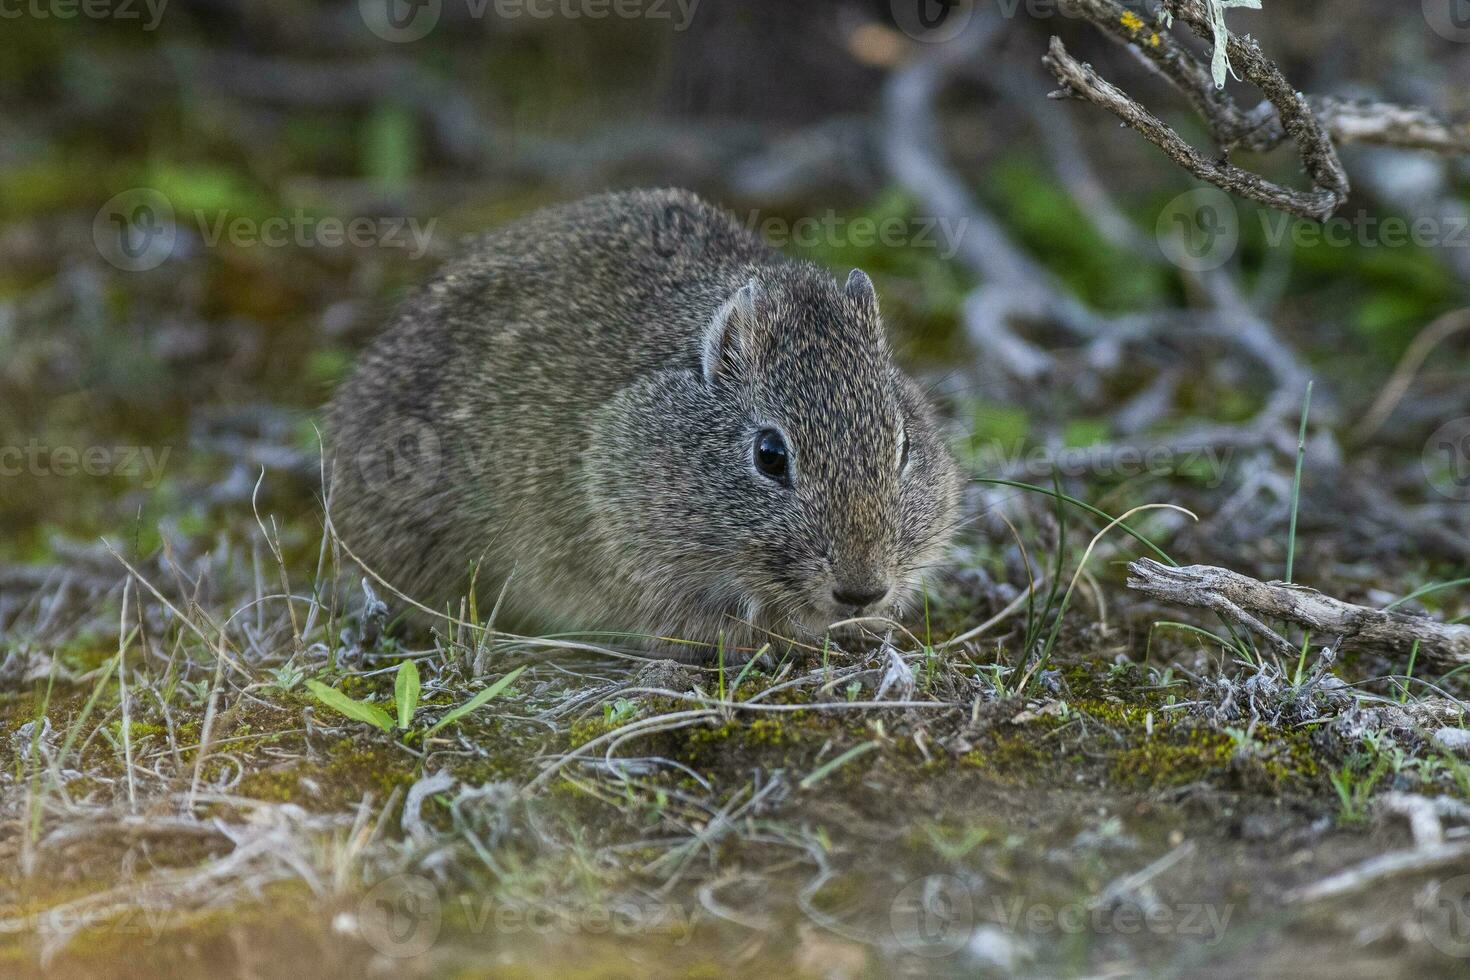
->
[
  {"left": 1107, "top": 721, "right": 1321, "bottom": 791},
  {"left": 684, "top": 715, "right": 794, "bottom": 750},
  {"left": 568, "top": 716, "right": 617, "bottom": 748},
  {"left": 233, "top": 738, "right": 418, "bottom": 810},
  {"left": 960, "top": 733, "right": 1053, "bottom": 781},
  {"left": 234, "top": 765, "right": 305, "bottom": 802},
  {"left": 0, "top": 691, "right": 43, "bottom": 730},
  {"left": 1108, "top": 731, "right": 1235, "bottom": 788},
  {"left": 953, "top": 661, "right": 1325, "bottom": 795},
  {"left": 106, "top": 720, "right": 168, "bottom": 741}
]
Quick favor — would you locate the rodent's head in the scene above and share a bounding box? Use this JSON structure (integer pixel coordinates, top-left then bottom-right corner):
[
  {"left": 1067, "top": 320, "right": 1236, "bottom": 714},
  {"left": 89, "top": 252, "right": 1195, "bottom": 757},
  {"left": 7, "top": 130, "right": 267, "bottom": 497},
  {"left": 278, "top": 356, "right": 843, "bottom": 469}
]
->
[{"left": 588, "top": 262, "right": 959, "bottom": 646}]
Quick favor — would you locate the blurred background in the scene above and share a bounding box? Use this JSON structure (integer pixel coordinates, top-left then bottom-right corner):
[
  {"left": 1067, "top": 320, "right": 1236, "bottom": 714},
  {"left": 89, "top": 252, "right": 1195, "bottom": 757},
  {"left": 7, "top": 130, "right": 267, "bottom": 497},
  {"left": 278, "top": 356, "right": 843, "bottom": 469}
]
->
[
  {"left": 6, "top": 5, "right": 1470, "bottom": 974},
  {"left": 3, "top": 0, "right": 1469, "bottom": 594}
]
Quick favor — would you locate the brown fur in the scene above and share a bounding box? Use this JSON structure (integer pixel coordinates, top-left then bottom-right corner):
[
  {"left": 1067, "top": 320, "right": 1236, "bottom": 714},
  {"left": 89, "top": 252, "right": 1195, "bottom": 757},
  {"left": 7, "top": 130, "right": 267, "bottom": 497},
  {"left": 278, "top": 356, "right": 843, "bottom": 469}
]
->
[{"left": 326, "top": 189, "right": 959, "bottom": 657}]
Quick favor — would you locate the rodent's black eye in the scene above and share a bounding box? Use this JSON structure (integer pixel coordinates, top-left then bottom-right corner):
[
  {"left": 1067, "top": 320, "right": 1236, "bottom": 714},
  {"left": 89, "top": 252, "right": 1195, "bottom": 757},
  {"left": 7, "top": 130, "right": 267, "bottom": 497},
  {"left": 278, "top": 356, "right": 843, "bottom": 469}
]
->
[{"left": 753, "top": 429, "right": 790, "bottom": 485}]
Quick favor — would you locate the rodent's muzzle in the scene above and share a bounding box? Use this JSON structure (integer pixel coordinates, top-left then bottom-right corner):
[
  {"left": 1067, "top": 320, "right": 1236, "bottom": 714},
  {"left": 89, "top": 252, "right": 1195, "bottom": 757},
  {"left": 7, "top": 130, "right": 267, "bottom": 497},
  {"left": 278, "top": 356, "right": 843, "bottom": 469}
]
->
[{"left": 830, "top": 583, "right": 891, "bottom": 612}]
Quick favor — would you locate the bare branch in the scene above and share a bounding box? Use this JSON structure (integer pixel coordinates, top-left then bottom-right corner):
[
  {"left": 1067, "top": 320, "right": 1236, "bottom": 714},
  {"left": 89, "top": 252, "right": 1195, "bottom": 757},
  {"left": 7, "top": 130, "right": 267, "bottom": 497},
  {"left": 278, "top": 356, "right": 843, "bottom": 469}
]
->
[
  {"left": 1282, "top": 840, "right": 1470, "bottom": 904},
  {"left": 1044, "top": 36, "right": 1341, "bottom": 220},
  {"left": 1127, "top": 558, "right": 1470, "bottom": 668},
  {"left": 1305, "top": 97, "right": 1470, "bottom": 155},
  {"left": 1045, "top": 0, "right": 1355, "bottom": 221},
  {"left": 1161, "top": 0, "right": 1349, "bottom": 200},
  {"left": 1062, "top": 0, "right": 1256, "bottom": 143},
  {"left": 1077, "top": 0, "right": 1470, "bottom": 156}
]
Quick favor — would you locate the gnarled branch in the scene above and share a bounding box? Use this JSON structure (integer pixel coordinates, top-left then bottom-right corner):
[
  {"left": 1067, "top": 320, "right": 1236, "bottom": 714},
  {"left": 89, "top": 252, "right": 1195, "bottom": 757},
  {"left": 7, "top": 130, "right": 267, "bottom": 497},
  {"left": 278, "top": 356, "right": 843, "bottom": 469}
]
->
[
  {"left": 1127, "top": 558, "right": 1470, "bottom": 667},
  {"left": 1043, "top": 34, "right": 1344, "bottom": 220},
  {"left": 1045, "top": 0, "right": 1347, "bottom": 220}
]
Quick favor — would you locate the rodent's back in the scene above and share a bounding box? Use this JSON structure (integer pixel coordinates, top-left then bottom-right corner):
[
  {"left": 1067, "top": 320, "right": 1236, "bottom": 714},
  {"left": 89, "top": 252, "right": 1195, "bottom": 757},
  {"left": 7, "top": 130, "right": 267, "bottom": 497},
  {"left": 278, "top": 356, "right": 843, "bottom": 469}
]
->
[{"left": 326, "top": 189, "right": 781, "bottom": 616}]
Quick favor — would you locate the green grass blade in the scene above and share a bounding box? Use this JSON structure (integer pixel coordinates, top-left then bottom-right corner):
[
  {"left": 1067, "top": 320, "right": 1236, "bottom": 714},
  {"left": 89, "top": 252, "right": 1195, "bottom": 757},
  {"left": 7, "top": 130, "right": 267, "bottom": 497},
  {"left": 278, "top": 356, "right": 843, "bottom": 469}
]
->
[
  {"left": 1399, "top": 639, "right": 1421, "bottom": 703},
  {"left": 800, "top": 740, "right": 879, "bottom": 790},
  {"left": 1036, "top": 503, "right": 1195, "bottom": 677},
  {"left": 716, "top": 634, "right": 726, "bottom": 703},
  {"left": 729, "top": 644, "right": 769, "bottom": 702},
  {"left": 971, "top": 478, "right": 1177, "bottom": 566},
  {"left": 1149, "top": 621, "right": 1243, "bottom": 655},
  {"left": 1033, "top": 470, "right": 1069, "bottom": 656},
  {"left": 1285, "top": 381, "right": 1314, "bottom": 585},
  {"left": 395, "top": 659, "right": 421, "bottom": 730},
  {"left": 305, "top": 679, "right": 394, "bottom": 732},
  {"left": 975, "top": 476, "right": 1262, "bottom": 656},
  {"left": 424, "top": 665, "right": 526, "bottom": 739},
  {"left": 1383, "top": 578, "right": 1470, "bottom": 612},
  {"left": 54, "top": 656, "right": 118, "bottom": 774}
]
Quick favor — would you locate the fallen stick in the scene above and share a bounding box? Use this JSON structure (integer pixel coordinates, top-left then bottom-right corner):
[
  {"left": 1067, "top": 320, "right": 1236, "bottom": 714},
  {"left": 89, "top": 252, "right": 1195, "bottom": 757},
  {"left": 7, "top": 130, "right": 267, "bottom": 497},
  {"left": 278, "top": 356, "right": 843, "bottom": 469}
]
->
[
  {"left": 1126, "top": 559, "right": 1470, "bottom": 667},
  {"left": 1281, "top": 840, "right": 1470, "bottom": 904}
]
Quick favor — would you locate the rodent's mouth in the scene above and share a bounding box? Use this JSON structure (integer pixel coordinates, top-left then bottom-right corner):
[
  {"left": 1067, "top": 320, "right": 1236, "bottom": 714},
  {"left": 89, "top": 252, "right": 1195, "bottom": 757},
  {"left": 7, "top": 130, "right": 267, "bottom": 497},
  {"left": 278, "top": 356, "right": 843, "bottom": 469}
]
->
[
  {"left": 787, "top": 594, "right": 907, "bottom": 646},
  {"left": 730, "top": 576, "right": 913, "bottom": 650}
]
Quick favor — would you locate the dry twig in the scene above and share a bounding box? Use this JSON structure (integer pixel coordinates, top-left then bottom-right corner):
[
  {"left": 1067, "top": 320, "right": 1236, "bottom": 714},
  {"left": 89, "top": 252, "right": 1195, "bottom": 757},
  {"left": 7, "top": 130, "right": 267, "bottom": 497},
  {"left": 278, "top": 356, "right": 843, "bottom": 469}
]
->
[
  {"left": 1046, "top": 0, "right": 1348, "bottom": 220},
  {"left": 1127, "top": 559, "right": 1470, "bottom": 667}
]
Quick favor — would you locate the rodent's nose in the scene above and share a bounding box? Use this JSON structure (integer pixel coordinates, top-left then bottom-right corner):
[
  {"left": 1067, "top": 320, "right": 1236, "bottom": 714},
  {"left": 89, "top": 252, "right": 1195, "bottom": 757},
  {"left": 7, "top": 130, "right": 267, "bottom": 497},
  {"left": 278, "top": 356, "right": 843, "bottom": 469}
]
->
[{"left": 832, "top": 585, "right": 890, "bottom": 610}]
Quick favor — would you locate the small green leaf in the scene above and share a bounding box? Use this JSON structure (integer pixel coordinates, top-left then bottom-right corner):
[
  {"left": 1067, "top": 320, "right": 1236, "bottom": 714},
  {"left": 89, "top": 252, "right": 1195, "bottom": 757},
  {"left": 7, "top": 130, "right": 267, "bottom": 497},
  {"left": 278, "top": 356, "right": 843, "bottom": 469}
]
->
[
  {"left": 800, "top": 740, "right": 879, "bottom": 790},
  {"left": 395, "top": 659, "right": 421, "bottom": 730},
  {"left": 424, "top": 666, "right": 526, "bottom": 739},
  {"left": 363, "top": 101, "right": 419, "bottom": 190},
  {"left": 305, "top": 679, "right": 394, "bottom": 733}
]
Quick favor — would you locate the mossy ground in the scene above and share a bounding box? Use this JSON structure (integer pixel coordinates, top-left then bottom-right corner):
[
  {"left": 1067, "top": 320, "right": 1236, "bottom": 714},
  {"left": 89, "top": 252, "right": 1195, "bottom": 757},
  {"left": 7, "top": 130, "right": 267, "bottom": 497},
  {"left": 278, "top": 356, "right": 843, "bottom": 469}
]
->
[
  {"left": 6, "top": 630, "right": 1461, "bottom": 978},
  {"left": 4, "top": 15, "right": 1468, "bottom": 974}
]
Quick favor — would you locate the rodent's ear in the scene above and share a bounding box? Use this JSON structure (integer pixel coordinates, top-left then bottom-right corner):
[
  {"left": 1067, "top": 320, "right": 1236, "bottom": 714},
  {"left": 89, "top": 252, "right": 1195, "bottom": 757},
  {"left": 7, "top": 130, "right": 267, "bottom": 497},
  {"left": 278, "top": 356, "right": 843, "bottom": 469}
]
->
[
  {"left": 845, "top": 269, "right": 879, "bottom": 319},
  {"left": 702, "top": 278, "right": 766, "bottom": 387}
]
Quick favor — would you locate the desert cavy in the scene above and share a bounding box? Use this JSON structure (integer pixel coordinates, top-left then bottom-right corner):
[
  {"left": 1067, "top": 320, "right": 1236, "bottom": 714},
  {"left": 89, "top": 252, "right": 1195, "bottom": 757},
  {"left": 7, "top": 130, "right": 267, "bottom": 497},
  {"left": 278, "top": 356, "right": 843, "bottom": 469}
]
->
[{"left": 326, "top": 189, "right": 959, "bottom": 658}]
